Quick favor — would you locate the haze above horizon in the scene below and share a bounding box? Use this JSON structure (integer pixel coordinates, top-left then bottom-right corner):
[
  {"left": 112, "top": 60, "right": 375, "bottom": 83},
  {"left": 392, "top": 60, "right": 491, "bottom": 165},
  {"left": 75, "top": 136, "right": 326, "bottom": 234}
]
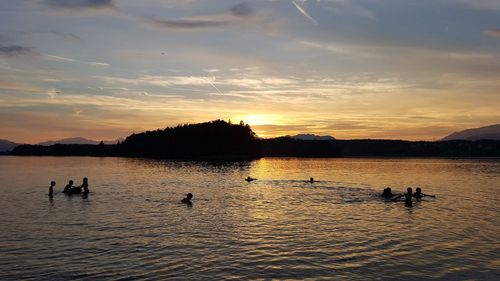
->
[{"left": 1, "top": 0, "right": 499, "bottom": 143}]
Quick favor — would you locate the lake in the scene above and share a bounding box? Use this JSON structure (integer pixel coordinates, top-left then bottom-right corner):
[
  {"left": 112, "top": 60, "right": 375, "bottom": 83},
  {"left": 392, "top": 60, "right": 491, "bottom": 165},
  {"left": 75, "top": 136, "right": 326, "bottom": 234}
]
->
[{"left": 0, "top": 156, "right": 499, "bottom": 280}]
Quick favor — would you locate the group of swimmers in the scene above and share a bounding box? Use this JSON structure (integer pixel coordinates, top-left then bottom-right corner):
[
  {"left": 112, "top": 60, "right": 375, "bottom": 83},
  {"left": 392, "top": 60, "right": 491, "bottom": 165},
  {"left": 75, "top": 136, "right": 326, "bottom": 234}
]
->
[
  {"left": 382, "top": 187, "right": 435, "bottom": 206},
  {"left": 245, "top": 176, "right": 434, "bottom": 207},
  {"left": 49, "top": 177, "right": 191, "bottom": 205},
  {"left": 48, "top": 177, "right": 89, "bottom": 197},
  {"left": 49, "top": 176, "right": 434, "bottom": 208}
]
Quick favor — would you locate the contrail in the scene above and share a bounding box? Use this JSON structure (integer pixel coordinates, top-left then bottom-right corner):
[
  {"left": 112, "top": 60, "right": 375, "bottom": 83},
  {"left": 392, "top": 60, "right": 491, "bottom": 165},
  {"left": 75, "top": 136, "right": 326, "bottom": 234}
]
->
[
  {"left": 205, "top": 77, "right": 224, "bottom": 95},
  {"left": 291, "top": 0, "right": 319, "bottom": 25}
]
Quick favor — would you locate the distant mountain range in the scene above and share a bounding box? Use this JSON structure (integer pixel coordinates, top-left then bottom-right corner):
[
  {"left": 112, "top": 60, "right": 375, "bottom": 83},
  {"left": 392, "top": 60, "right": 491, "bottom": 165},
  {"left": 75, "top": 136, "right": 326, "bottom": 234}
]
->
[
  {"left": 442, "top": 124, "right": 500, "bottom": 141},
  {"left": 291, "top": 134, "right": 335, "bottom": 141},
  {"left": 1, "top": 137, "right": 119, "bottom": 152},
  {"left": 0, "top": 139, "right": 19, "bottom": 152},
  {"left": 37, "top": 137, "right": 119, "bottom": 146}
]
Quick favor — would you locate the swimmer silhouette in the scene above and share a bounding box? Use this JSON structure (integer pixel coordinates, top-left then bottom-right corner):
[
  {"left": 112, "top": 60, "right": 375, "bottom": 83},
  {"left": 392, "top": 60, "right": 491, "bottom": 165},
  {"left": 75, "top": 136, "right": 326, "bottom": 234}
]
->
[
  {"left": 78, "top": 177, "right": 89, "bottom": 194},
  {"left": 309, "top": 177, "right": 314, "bottom": 183},
  {"left": 393, "top": 187, "right": 413, "bottom": 207},
  {"left": 63, "top": 180, "right": 74, "bottom": 194},
  {"left": 245, "top": 177, "right": 256, "bottom": 182},
  {"left": 181, "top": 193, "right": 193, "bottom": 205},
  {"left": 414, "top": 187, "right": 435, "bottom": 199},
  {"left": 381, "top": 187, "right": 394, "bottom": 198},
  {"left": 63, "top": 180, "right": 83, "bottom": 194},
  {"left": 48, "top": 181, "right": 55, "bottom": 198}
]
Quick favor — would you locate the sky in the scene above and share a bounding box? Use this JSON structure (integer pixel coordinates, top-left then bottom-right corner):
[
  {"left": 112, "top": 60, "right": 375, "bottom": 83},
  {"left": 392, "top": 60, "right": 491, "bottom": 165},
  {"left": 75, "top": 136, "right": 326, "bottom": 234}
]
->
[{"left": 1, "top": 0, "right": 499, "bottom": 143}]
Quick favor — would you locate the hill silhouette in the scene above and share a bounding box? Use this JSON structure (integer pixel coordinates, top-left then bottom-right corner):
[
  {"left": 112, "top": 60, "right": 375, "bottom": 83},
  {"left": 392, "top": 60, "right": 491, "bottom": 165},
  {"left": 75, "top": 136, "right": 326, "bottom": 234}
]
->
[
  {"left": 8, "top": 120, "right": 500, "bottom": 158},
  {"left": 0, "top": 139, "right": 19, "bottom": 152},
  {"left": 38, "top": 137, "right": 118, "bottom": 146},
  {"left": 262, "top": 137, "right": 340, "bottom": 157},
  {"left": 117, "top": 120, "right": 260, "bottom": 160},
  {"left": 291, "top": 134, "right": 335, "bottom": 141},
  {"left": 261, "top": 137, "right": 500, "bottom": 157},
  {"left": 442, "top": 124, "right": 500, "bottom": 141},
  {"left": 333, "top": 139, "right": 500, "bottom": 157}
]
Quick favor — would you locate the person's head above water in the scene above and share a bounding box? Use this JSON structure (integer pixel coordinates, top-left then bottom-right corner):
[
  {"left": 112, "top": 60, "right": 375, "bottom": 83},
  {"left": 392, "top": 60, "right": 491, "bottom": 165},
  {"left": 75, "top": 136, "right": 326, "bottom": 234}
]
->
[
  {"left": 407, "top": 187, "right": 413, "bottom": 193},
  {"left": 415, "top": 187, "right": 422, "bottom": 193},
  {"left": 381, "top": 187, "right": 393, "bottom": 198},
  {"left": 181, "top": 193, "right": 193, "bottom": 204},
  {"left": 69, "top": 180, "right": 73, "bottom": 185},
  {"left": 50, "top": 181, "right": 56, "bottom": 186},
  {"left": 83, "top": 177, "right": 88, "bottom": 183}
]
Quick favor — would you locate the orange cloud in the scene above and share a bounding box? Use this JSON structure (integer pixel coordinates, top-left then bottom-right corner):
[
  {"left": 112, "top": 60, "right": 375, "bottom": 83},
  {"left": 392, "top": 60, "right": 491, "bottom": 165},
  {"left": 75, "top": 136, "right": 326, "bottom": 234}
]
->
[{"left": 483, "top": 28, "right": 500, "bottom": 38}]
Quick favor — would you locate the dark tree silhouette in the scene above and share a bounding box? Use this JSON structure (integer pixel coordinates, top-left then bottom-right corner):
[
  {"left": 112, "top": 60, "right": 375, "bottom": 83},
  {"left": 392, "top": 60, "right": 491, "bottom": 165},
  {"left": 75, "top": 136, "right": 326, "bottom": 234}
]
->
[{"left": 117, "top": 120, "right": 261, "bottom": 160}]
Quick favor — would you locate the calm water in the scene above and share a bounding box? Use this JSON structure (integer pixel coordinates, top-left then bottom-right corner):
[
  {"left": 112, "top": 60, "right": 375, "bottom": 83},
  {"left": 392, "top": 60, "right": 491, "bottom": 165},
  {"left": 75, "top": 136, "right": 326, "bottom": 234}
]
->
[{"left": 0, "top": 156, "right": 499, "bottom": 280}]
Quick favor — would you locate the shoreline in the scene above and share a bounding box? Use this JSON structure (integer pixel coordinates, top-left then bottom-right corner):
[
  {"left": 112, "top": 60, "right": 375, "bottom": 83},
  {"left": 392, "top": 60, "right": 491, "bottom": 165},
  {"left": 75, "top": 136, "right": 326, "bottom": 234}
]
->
[{"left": 2, "top": 154, "right": 500, "bottom": 160}]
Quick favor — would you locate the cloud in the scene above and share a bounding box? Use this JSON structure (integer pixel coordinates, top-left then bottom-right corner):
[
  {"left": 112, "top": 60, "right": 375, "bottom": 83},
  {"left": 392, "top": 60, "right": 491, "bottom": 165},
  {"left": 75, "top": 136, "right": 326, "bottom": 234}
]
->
[
  {"left": 322, "top": 0, "right": 375, "bottom": 19},
  {"left": 98, "top": 74, "right": 298, "bottom": 90},
  {"left": 456, "top": 0, "right": 500, "bottom": 11},
  {"left": 298, "top": 40, "right": 351, "bottom": 55},
  {"left": 0, "top": 80, "right": 46, "bottom": 92},
  {"left": 34, "top": 0, "right": 117, "bottom": 16},
  {"left": 0, "top": 45, "right": 32, "bottom": 56},
  {"left": 47, "top": 88, "right": 59, "bottom": 99},
  {"left": 151, "top": 18, "right": 226, "bottom": 29},
  {"left": 483, "top": 28, "right": 500, "bottom": 38},
  {"left": 20, "top": 30, "right": 80, "bottom": 40},
  {"left": 149, "top": 2, "right": 258, "bottom": 30},
  {"left": 252, "top": 124, "right": 316, "bottom": 134},
  {"left": 43, "top": 0, "right": 114, "bottom": 9},
  {"left": 231, "top": 2, "right": 254, "bottom": 17}
]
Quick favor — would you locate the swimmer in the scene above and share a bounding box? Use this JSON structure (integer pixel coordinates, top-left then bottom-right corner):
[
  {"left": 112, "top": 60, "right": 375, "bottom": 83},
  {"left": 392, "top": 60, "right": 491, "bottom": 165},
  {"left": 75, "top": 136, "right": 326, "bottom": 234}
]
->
[
  {"left": 414, "top": 187, "right": 435, "bottom": 199},
  {"left": 393, "top": 187, "right": 413, "bottom": 207},
  {"left": 63, "top": 180, "right": 74, "bottom": 193},
  {"left": 48, "top": 181, "right": 55, "bottom": 198},
  {"left": 245, "top": 177, "right": 256, "bottom": 182},
  {"left": 181, "top": 193, "right": 193, "bottom": 204},
  {"left": 309, "top": 177, "right": 314, "bottom": 183},
  {"left": 78, "top": 177, "right": 89, "bottom": 194},
  {"left": 381, "top": 187, "right": 394, "bottom": 198}
]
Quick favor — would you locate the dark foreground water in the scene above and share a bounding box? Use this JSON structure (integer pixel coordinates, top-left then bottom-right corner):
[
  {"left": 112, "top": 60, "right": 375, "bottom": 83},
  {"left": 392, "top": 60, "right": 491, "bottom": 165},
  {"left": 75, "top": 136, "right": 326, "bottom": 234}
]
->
[{"left": 0, "top": 156, "right": 499, "bottom": 280}]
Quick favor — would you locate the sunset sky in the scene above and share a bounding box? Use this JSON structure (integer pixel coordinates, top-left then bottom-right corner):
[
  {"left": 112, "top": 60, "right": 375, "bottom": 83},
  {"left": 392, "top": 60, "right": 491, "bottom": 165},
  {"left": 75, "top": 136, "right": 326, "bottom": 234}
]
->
[{"left": 1, "top": 0, "right": 499, "bottom": 143}]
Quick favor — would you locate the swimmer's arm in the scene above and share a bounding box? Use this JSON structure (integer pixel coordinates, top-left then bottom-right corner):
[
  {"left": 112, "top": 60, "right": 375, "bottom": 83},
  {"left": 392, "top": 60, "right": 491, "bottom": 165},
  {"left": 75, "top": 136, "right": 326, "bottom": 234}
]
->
[
  {"left": 391, "top": 194, "right": 403, "bottom": 201},
  {"left": 422, "top": 193, "right": 436, "bottom": 197}
]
